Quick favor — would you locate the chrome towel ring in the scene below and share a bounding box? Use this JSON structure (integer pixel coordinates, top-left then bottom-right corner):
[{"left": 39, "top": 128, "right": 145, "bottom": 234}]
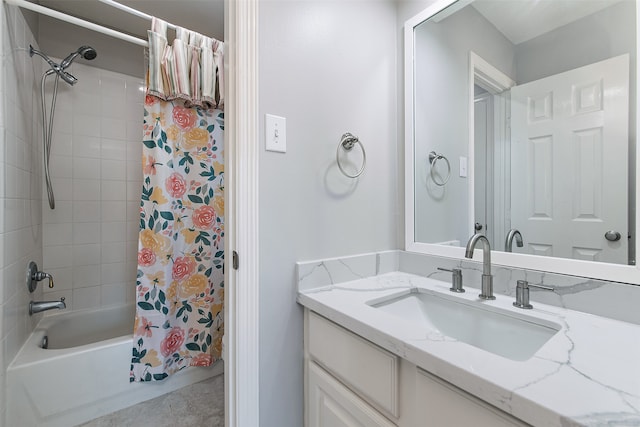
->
[
  {"left": 428, "top": 151, "right": 451, "bottom": 186},
  {"left": 336, "top": 132, "right": 366, "bottom": 178}
]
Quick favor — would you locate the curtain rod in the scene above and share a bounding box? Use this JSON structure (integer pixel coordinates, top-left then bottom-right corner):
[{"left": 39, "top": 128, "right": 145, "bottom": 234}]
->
[
  {"left": 4, "top": 0, "right": 149, "bottom": 47},
  {"left": 97, "top": 0, "right": 177, "bottom": 31}
]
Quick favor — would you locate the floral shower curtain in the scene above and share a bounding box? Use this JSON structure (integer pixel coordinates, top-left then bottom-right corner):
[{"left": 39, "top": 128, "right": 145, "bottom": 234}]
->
[{"left": 131, "top": 18, "right": 225, "bottom": 382}]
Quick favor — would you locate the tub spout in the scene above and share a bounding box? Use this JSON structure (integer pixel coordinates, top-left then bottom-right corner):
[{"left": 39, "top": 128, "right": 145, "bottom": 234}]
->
[{"left": 29, "top": 297, "right": 66, "bottom": 315}]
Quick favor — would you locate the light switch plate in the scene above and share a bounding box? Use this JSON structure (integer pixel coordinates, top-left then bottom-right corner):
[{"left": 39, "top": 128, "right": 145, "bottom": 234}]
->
[
  {"left": 459, "top": 156, "right": 468, "bottom": 177},
  {"left": 265, "top": 114, "right": 286, "bottom": 153}
]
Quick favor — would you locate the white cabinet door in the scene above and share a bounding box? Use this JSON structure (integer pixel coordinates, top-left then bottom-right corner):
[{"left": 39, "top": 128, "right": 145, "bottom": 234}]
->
[
  {"left": 511, "top": 54, "right": 629, "bottom": 264},
  {"left": 307, "top": 362, "right": 396, "bottom": 427},
  {"left": 415, "top": 368, "right": 528, "bottom": 427}
]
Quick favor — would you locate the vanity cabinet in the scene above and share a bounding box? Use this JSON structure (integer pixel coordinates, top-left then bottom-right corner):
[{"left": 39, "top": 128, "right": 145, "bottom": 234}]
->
[{"left": 304, "top": 310, "right": 529, "bottom": 427}]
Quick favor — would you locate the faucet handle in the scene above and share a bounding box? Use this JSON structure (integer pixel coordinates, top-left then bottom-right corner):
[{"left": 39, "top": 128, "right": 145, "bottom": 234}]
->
[
  {"left": 27, "top": 261, "right": 55, "bottom": 291},
  {"left": 437, "top": 267, "right": 465, "bottom": 293},
  {"left": 528, "top": 283, "right": 554, "bottom": 291},
  {"left": 37, "top": 273, "right": 54, "bottom": 288},
  {"left": 33, "top": 270, "right": 54, "bottom": 289},
  {"left": 513, "top": 280, "right": 554, "bottom": 309}
]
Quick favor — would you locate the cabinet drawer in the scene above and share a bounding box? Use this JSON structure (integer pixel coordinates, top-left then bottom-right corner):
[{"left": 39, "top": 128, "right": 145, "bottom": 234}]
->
[
  {"left": 307, "top": 312, "right": 399, "bottom": 418},
  {"left": 307, "top": 362, "right": 396, "bottom": 427},
  {"left": 416, "top": 368, "right": 530, "bottom": 426}
]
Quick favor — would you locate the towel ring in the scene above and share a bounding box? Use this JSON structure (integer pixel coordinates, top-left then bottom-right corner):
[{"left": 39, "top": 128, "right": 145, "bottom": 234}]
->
[
  {"left": 428, "top": 151, "right": 451, "bottom": 186},
  {"left": 336, "top": 132, "right": 366, "bottom": 178}
]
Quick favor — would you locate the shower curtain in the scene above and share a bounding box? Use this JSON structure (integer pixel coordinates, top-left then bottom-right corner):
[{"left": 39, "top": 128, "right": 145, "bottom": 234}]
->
[{"left": 131, "top": 18, "right": 224, "bottom": 382}]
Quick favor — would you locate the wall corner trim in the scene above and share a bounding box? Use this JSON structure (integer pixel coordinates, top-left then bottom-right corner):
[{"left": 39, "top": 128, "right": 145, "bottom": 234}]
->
[{"left": 224, "top": 0, "right": 260, "bottom": 426}]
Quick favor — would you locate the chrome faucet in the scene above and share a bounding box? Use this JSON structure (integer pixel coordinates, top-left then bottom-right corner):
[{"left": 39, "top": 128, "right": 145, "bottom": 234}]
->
[
  {"left": 29, "top": 297, "right": 66, "bottom": 315},
  {"left": 464, "top": 233, "right": 495, "bottom": 300},
  {"left": 505, "top": 229, "right": 523, "bottom": 252}
]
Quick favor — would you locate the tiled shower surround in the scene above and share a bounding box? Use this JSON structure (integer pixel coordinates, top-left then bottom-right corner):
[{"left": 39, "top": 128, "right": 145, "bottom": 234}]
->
[
  {"left": 0, "top": 5, "right": 43, "bottom": 424},
  {"left": 41, "top": 62, "right": 144, "bottom": 310}
]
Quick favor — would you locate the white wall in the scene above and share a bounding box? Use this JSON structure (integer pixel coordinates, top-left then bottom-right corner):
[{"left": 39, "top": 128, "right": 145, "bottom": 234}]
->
[
  {"left": 258, "top": 1, "right": 399, "bottom": 425},
  {"left": 413, "top": 5, "right": 515, "bottom": 245},
  {"left": 40, "top": 62, "right": 144, "bottom": 311},
  {"left": 397, "top": 0, "right": 439, "bottom": 25},
  {"left": 0, "top": 4, "right": 43, "bottom": 424}
]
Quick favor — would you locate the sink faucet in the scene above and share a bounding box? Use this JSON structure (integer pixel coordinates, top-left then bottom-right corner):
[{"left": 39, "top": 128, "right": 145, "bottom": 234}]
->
[
  {"left": 505, "top": 229, "right": 523, "bottom": 252},
  {"left": 29, "top": 297, "right": 66, "bottom": 315},
  {"left": 464, "top": 233, "right": 495, "bottom": 300}
]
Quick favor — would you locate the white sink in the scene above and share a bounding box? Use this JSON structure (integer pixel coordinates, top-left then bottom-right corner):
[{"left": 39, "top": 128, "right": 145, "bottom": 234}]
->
[{"left": 368, "top": 289, "right": 561, "bottom": 361}]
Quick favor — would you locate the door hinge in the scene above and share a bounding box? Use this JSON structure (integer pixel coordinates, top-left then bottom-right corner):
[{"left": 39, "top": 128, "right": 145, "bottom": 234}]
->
[{"left": 232, "top": 251, "right": 239, "bottom": 270}]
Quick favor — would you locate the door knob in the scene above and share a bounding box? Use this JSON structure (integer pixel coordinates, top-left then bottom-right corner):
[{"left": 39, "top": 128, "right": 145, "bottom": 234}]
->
[{"left": 604, "top": 230, "right": 621, "bottom": 242}]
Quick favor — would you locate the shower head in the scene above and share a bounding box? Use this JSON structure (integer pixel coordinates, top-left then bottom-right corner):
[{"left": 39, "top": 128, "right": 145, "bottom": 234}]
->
[
  {"left": 44, "top": 68, "right": 78, "bottom": 85},
  {"left": 80, "top": 46, "right": 98, "bottom": 60},
  {"left": 30, "top": 45, "right": 78, "bottom": 85},
  {"left": 60, "top": 45, "right": 97, "bottom": 70}
]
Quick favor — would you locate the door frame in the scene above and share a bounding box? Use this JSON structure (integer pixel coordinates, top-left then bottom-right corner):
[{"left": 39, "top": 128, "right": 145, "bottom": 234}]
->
[
  {"left": 473, "top": 90, "right": 495, "bottom": 242},
  {"left": 224, "top": 0, "right": 260, "bottom": 426},
  {"left": 468, "top": 52, "right": 515, "bottom": 248}
]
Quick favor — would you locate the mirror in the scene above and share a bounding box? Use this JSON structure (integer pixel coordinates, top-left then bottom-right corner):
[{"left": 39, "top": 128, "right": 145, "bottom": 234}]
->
[{"left": 406, "top": 0, "right": 640, "bottom": 282}]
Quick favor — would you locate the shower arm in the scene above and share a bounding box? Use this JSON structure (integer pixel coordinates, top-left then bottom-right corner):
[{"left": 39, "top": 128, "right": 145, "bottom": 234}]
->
[
  {"left": 30, "top": 45, "right": 78, "bottom": 85},
  {"left": 30, "top": 46, "right": 59, "bottom": 70}
]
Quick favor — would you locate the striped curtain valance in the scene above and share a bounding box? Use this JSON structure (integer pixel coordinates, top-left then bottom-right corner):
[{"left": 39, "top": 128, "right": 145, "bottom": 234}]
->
[{"left": 147, "top": 17, "right": 224, "bottom": 110}]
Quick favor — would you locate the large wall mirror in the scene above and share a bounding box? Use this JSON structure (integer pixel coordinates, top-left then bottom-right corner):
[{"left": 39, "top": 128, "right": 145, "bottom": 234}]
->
[{"left": 405, "top": 0, "right": 640, "bottom": 284}]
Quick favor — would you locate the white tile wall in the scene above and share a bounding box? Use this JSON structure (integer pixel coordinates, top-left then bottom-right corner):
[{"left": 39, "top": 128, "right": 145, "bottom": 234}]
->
[
  {"left": 41, "top": 62, "right": 144, "bottom": 312},
  {"left": 0, "top": 5, "right": 44, "bottom": 425}
]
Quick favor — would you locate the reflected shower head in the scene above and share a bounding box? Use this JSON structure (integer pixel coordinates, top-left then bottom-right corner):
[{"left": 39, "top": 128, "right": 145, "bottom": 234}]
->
[
  {"left": 30, "top": 45, "right": 78, "bottom": 85},
  {"left": 60, "top": 45, "right": 97, "bottom": 70}
]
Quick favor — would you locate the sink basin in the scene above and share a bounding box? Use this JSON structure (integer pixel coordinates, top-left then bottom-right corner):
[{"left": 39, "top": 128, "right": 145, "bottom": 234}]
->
[{"left": 368, "top": 289, "right": 561, "bottom": 361}]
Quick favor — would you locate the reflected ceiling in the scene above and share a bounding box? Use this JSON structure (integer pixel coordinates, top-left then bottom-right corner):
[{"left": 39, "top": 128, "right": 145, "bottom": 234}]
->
[{"left": 472, "top": 0, "right": 623, "bottom": 44}]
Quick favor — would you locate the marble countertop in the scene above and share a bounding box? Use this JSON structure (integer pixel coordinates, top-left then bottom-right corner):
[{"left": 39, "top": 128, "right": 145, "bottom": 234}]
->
[{"left": 297, "top": 271, "right": 640, "bottom": 427}]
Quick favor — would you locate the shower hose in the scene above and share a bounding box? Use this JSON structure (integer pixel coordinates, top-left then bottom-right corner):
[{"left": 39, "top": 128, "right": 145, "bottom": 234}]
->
[{"left": 40, "top": 70, "right": 59, "bottom": 209}]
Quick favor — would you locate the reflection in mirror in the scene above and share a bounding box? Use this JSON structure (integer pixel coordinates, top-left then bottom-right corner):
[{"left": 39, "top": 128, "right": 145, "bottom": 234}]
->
[{"left": 413, "top": 0, "right": 636, "bottom": 265}]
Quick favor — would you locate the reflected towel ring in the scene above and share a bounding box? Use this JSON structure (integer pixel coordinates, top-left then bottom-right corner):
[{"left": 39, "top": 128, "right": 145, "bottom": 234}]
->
[
  {"left": 428, "top": 151, "right": 451, "bottom": 186},
  {"left": 336, "top": 132, "right": 366, "bottom": 178}
]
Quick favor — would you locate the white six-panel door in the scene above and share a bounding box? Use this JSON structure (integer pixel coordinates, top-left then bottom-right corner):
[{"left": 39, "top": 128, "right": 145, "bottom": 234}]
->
[{"left": 511, "top": 54, "right": 629, "bottom": 264}]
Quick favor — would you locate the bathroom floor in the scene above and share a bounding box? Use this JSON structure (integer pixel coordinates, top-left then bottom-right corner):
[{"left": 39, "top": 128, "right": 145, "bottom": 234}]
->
[{"left": 77, "top": 374, "right": 224, "bottom": 427}]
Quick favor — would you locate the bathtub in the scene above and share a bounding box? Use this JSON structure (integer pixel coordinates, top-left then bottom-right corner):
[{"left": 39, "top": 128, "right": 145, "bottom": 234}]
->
[{"left": 6, "top": 303, "right": 223, "bottom": 427}]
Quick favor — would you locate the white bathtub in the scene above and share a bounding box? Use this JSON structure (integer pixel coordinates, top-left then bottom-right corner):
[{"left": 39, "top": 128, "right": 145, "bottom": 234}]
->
[{"left": 6, "top": 304, "right": 223, "bottom": 427}]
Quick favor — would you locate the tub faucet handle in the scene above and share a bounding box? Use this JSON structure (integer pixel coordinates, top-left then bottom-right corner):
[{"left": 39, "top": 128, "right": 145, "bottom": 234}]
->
[
  {"left": 27, "top": 261, "right": 54, "bottom": 292},
  {"left": 34, "top": 271, "right": 54, "bottom": 288}
]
